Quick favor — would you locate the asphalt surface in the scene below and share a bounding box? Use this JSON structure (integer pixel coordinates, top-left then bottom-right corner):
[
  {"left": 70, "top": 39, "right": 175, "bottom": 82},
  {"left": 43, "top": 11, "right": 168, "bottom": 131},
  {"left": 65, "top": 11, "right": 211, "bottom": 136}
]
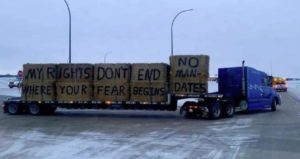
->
[{"left": 0, "top": 83, "right": 300, "bottom": 158}]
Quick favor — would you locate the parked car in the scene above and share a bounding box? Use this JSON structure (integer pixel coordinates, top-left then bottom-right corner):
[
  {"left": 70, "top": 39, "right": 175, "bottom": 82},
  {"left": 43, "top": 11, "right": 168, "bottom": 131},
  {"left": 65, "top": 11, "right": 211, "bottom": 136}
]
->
[{"left": 8, "top": 78, "right": 22, "bottom": 88}]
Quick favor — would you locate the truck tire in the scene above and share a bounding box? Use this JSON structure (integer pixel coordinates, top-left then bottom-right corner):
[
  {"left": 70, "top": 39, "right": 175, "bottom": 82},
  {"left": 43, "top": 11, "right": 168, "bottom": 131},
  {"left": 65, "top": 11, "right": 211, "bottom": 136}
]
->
[
  {"left": 181, "top": 102, "right": 195, "bottom": 119},
  {"left": 271, "top": 99, "right": 277, "bottom": 111},
  {"left": 239, "top": 100, "right": 248, "bottom": 112},
  {"left": 209, "top": 102, "right": 221, "bottom": 119},
  {"left": 222, "top": 103, "right": 235, "bottom": 118},
  {"left": 7, "top": 103, "right": 20, "bottom": 115},
  {"left": 29, "top": 103, "right": 41, "bottom": 115}
]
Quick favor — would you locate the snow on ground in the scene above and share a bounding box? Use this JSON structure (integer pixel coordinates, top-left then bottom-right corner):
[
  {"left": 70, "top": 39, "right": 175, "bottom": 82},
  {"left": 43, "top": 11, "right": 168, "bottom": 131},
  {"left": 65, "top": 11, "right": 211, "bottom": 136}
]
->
[
  {"left": 287, "top": 81, "right": 300, "bottom": 88},
  {"left": 0, "top": 118, "right": 257, "bottom": 159},
  {"left": 286, "top": 81, "right": 300, "bottom": 101}
]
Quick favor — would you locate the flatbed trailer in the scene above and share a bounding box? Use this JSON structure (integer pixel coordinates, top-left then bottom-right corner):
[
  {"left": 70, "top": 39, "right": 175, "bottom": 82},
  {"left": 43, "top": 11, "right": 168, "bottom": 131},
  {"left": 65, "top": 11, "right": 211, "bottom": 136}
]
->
[
  {"left": 2, "top": 89, "right": 280, "bottom": 120},
  {"left": 2, "top": 57, "right": 281, "bottom": 119},
  {"left": 2, "top": 93, "right": 233, "bottom": 119}
]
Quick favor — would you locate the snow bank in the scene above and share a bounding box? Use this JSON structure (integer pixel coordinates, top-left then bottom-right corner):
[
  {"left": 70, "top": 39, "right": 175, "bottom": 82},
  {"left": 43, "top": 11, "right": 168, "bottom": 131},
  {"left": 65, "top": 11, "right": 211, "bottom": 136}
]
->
[{"left": 287, "top": 81, "right": 300, "bottom": 95}]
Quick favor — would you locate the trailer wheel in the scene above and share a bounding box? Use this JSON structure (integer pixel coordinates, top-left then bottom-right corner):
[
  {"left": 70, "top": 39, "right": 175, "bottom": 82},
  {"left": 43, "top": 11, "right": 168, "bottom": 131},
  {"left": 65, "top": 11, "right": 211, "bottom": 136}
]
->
[
  {"left": 29, "top": 103, "right": 41, "bottom": 115},
  {"left": 271, "top": 99, "right": 277, "bottom": 111},
  {"left": 7, "top": 103, "right": 20, "bottom": 115},
  {"left": 223, "top": 103, "right": 234, "bottom": 118},
  {"left": 209, "top": 102, "right": 221, "bottom": 119}
]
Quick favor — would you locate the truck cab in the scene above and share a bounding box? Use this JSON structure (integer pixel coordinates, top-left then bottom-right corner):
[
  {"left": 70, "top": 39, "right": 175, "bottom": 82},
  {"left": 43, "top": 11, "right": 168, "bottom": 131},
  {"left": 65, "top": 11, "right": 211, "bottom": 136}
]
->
[
  {"left": 219, "top": 66, "right": 281, "bottom": 111},
  {"left": 181, "top": 66, "right": 281, "bottom": 119}
]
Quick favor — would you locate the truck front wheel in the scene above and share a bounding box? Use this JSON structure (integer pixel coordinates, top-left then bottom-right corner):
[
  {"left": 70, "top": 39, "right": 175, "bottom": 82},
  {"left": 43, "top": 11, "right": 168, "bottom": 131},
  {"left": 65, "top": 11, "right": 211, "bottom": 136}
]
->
[
  {"left": 29, "top": 103, "right": 41, "bottom": 115},
  {"left": 271, "top": 99, "right": 277, "bottom": 111},
  {"left": 8, "top": 103, "right": 20, "bottom": 115},
  {"left": 209, "top": 102, "right": 221, "bottom": 119}
]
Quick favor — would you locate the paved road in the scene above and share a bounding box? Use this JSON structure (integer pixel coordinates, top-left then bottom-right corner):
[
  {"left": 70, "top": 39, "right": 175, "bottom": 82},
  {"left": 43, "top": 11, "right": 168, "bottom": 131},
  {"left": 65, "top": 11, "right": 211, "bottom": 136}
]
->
[{"left": 0, "top": 91, "right": 300, "bottom": 159}]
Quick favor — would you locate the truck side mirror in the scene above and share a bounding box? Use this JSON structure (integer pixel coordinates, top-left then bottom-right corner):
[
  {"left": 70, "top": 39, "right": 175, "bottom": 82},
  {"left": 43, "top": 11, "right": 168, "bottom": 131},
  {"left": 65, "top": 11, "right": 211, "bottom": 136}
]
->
[{"left": 267, "top": 76, "right": 273, "bottom": 87}]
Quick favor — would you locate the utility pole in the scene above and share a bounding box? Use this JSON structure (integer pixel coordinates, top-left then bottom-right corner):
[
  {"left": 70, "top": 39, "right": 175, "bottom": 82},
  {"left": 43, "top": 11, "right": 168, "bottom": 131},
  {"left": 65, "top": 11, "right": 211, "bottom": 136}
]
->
[
  {"left": 171, "top": 9, "right": 193, "bottom": 56},
  {"left": 63, "top": 0, "right": 72, "bottom": 63}
]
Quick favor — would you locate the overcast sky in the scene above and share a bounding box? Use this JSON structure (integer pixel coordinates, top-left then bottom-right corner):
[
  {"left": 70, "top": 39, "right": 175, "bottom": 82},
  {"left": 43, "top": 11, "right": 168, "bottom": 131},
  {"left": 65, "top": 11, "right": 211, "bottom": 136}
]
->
[{"left": 0, "top": 0, "right": 299, "bottom": 78}]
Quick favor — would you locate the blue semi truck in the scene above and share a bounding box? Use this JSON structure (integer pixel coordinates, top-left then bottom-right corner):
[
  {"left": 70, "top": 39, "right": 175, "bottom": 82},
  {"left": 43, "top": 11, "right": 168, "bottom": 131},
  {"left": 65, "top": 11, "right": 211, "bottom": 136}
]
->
[
  {"left": 2, "top": 61, "right": 281, "bottom": 119},
  {"left": 179, "top": 62, "right": 281, "bottom": 119}
]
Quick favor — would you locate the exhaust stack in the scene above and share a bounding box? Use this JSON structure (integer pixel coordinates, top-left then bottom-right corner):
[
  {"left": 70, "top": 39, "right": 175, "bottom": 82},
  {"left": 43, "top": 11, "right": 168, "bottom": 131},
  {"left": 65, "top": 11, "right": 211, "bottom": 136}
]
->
[{"left": 242, "top": 60, "right": 246, "bottom": 97}]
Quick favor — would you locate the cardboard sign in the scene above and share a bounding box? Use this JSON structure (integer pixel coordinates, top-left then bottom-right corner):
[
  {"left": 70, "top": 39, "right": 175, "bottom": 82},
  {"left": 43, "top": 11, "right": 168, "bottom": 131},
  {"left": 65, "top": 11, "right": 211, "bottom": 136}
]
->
[
  {"left": 57, "top": 64, "right": 93, "bottom": 82},
  {"left": 170, "top": 55, "right": 209, "bottom": 95},
  {"left": 23, "top": 64, "right": 57, "bottom": 82},
  {"left": 131, "top": 63, "right": 169, "bottom": 82},
  {"left": 94, "top": 82, "right": 130, "bottom": 102},
  {"left": 56, "top": 82, "right": 92, "bottom": 101},
  {"left": 130, "top": 82, "right": 168, "bottom": 103},
  {"left": 22, "top": 82, "right": 56, "bottom": 101},
  {"left": 94, "top": 64, "right": 131, "bottom": 83}
]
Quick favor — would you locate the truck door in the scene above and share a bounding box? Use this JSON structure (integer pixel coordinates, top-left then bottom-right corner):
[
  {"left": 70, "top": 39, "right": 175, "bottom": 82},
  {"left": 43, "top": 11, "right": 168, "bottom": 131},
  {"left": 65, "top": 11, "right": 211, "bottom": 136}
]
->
[
  {"left": 247, "top": 69, "right": 270, "bottom": 110},
  {"left": 260, "top": 76, "right": 273, "bottom": 108}
]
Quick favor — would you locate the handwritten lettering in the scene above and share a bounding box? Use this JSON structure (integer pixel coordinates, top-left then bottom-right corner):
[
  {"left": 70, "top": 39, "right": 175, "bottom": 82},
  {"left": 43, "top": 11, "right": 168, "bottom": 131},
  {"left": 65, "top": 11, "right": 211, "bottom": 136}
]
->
[
  {"left": 137, "top": 69, "right": 161, "bottom": 81},
  {"left": 178, "top": 57, "right": 199, "bottom": 68},
  {"left": 132, "top": 86, "right": 165, "bottom": 96},
  {"left": 59, "top": 85, "right": 88, "bottom": 95},
  {"left": 174, "top": 82, "right": 207, "bottom": 93},
  {"left": 47, "top": 66, "right": 57, "bottom": 79},
  {"left": 96, "top": 66, "right": 129, "bottom": 80},
  {"left": 96, "top": 85, "right": 126, "bottom": 96},
  {"left": 22, "top": 85, "right": 52, "bottom": 95},
  {"left": 175, "top": 69, "right": 198, "bottom": 78},
  {"left": 25, "top": 67, "right": 43, "bottom": 80},
  {"left": 57, "top": 67, "right": 91, "bottom": 80}
]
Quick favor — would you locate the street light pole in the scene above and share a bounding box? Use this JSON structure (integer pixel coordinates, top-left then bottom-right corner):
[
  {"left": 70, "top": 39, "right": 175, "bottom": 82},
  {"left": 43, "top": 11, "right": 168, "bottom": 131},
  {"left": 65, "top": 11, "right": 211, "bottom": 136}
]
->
[
  {"left": 104, "top": 52, "right": 111, "bottom": 63},
  {"left": 171, "top": 9, "right": 193, "bottom": 56},
  {"left": 64, "top": 0, "right": 72, "bottom": 64}
]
